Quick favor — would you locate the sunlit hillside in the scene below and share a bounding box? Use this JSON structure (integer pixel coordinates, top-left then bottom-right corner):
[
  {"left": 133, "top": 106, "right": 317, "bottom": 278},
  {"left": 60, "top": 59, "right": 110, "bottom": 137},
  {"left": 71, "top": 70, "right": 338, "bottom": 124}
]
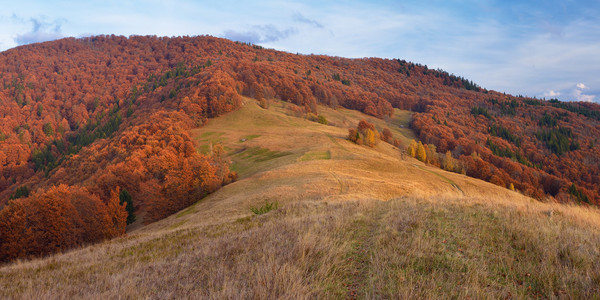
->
[
  {"left": 1, "top": 36, "right": 599, "bottom": 264},
  {"left": 2, "top": 99, "right": 599, "bottom": 299}
]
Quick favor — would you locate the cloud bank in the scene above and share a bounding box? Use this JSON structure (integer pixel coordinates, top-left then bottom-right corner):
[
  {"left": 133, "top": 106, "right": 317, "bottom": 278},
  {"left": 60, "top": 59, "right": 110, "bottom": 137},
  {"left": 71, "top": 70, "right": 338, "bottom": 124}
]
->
[
  {"left": 293, "top": 12, "right": 323, "bottom": 28},
  {"left": 223, "top": 24, "right": 297, "bottom": 44},
  {"left": 14, "top": 17, "right": 64, "bottom": 45},
  {"left": 573, "top": 83, "right": 595, "bottom": 102}
]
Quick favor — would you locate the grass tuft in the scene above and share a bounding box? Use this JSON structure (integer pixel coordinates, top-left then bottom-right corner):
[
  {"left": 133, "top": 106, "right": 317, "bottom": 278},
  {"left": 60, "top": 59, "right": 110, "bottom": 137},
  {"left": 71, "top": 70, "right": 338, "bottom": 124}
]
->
[{"left": 250, "top": 201, "right": 279, "bottom": 215}]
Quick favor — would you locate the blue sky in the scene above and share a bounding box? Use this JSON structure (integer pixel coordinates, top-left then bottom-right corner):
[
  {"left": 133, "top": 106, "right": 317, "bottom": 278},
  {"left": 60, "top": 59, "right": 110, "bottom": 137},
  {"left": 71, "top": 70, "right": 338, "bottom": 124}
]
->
[{"left": 1, "top": 0, "right": 599, "bottom": 103}]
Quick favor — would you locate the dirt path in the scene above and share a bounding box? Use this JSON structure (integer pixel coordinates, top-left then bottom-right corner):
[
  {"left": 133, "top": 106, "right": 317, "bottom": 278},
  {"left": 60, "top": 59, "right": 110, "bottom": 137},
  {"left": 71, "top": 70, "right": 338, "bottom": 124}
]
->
[
  {"left": 329, "top": 170, "right": 349, "bottom": 194},
  {"left": 414, "top": 164, "right": 464, "bottom": 195}
]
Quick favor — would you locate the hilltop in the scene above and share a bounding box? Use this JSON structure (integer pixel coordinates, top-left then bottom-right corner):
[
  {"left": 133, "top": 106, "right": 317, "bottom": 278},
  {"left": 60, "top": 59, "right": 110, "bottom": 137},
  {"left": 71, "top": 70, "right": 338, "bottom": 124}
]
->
[
  {"left": 1, "top": 98, "right": 599, "bottom": 298},
  {"left": 0, "top": 35, "right": 599, "bottom": 262}
]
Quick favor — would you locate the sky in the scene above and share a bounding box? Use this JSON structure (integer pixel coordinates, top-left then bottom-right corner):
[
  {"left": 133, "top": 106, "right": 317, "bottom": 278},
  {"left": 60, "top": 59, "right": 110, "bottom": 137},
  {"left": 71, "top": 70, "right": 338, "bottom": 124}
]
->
[{"left": 1, "top": 0, "right": 599, "bottom": 103}]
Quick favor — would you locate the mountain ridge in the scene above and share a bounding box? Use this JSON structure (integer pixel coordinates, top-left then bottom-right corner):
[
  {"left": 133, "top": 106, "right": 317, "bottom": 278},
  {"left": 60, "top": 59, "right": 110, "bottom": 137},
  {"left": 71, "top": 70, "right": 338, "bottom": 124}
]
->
[{"left": 0, "top": 35, "right": 599, "bottom": 263}]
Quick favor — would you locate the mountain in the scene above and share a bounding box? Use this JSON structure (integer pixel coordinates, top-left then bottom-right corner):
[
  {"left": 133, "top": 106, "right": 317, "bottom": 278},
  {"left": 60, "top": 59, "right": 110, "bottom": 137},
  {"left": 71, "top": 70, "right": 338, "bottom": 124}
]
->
[
  {"left": 0, "top": 35, "right": 599, "bottom": 263},
  {"left": 1, "top": 97, "right": 599, "bottom": 298}
]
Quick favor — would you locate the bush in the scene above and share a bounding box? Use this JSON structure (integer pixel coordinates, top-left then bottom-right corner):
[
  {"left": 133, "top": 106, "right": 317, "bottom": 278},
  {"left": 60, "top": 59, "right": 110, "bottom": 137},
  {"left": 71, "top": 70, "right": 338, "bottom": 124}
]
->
[
  {"left": 381, "top": 128, "right": 393, "bottom": 143},
  {"left": 317, "top": 115, "right": 328, "bottom": 125},
  {"left": 250, "top": 201, "right": 279, "bottom": 215},
  {"left": 306, "top": 113, "right": 318, "bottom": 122}
]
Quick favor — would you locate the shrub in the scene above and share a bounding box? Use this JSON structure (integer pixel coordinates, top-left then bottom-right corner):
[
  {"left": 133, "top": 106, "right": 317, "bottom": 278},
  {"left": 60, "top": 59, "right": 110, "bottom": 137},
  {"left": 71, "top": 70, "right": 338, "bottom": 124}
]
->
[
  {"left": 317, "top": 115, "right": 328, "bottom": 125},
  {"left": 381, "top": 128, "right": 393, "bottom": 143},
  {"left": 348, "top": 128, "right": 362, "bottom": 145},
  {"left": 306, "top": 113, "right": 318, "bottom": 122},
  {"left": 250, "top": 201, "right": 279, "bottom": 215}
]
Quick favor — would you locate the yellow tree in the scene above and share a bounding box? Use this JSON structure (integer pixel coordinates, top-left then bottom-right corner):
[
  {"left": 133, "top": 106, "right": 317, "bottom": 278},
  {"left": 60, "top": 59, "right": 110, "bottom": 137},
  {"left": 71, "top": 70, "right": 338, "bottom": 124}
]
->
[
  {"left": 407, "top": 140, "right": 417, "bottom": 157},
  {"left": 416, "top": 141, "right": 427, "bottom": 162},
  {"left": 425, "top": 144, "right": 438, "bottom": 166},
  {"left": 444, "top": 151, "right": 456, "bottom": 172},
  {"left": 365, "top": 129, "right": 377, "bottom": 147}
]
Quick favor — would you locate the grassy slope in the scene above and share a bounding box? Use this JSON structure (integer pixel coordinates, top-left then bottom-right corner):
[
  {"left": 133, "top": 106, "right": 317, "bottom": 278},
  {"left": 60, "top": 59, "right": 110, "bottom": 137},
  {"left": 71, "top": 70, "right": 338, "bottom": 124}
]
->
[{"left": 1, "top": 99, "right": 599, "bottom": 299}]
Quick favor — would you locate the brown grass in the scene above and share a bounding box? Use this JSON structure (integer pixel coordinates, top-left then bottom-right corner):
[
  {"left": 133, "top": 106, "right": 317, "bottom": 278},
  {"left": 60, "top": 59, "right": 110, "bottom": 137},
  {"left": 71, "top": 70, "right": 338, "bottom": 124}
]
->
[{"left": 1, "top": 98, "right": 600, "bottom": 299}]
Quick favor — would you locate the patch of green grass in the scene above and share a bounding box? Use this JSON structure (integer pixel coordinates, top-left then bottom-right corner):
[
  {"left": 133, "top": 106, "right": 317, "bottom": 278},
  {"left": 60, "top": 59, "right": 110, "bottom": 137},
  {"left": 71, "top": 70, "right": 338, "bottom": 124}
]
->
[
  {"left": 198, "top": 144, "right": 210, "bottom": 154},
  {"left": 238, "top": 147, "right": 269, "bottom": 159},
  {"left": 196, "top": 131, "right": 226, "bottom": 144},
  {"left": 235, "top": 147, "right": 292, "bottom": 162},
  {"left": 238, "top": 134, "right": 261, "bottom": 143},
  {"left": 299, "top": 150, "right": 331, "bottom": 161},
  {"left": 250, "top": 201, "right": 279, "bottom": 215},
  {"left": 195, "top": 132, "right": 228, "bottom": 155},
  {"left": 197, "top": 142, "right": 230, "bottom": 155},
  {"left": 229, "top": 161, "right": 244, "bottom": 174},
  {"left": 198, "top": 131, "right": 224, "bottom": 139},
  {"left": 390, "top": 109, "right": 412, "bottom": 128},
  {"left": 255, "top": 151, "right": 292, "bottom": 162},
  {"left": 229, "top": 149, "right": 290, "bottom": 177}
]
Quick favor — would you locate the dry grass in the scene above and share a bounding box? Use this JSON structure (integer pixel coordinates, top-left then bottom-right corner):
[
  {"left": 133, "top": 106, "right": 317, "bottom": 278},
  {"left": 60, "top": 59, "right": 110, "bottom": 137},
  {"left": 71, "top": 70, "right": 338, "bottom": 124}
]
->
[
  {"left": 366, "top": 197, "right": 600, "bottom": 298},
  {"left": 2, "top": 98, "right": 600, "bottom": 299}
]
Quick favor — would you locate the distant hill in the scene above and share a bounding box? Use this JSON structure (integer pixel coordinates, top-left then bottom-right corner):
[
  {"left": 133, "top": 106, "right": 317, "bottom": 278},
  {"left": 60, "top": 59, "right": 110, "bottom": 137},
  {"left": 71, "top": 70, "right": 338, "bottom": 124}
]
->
[{"left": 0, "top": 35, "right": 599, "bottom": 262}]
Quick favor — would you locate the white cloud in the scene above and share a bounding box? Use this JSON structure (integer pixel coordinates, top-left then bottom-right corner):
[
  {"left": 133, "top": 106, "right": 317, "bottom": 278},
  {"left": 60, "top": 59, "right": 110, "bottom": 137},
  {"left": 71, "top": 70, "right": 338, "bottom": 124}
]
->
[
  {"left": 14, "top": 17, "right": 64, "bottom": 46},
  {"left": 223, "top": 24, "right": 297, "bottom": 44},
  {"left": 574, "top": 88, "right": 595, "bottom": 102},
  {"left": 572, "top": 82, "right": 595, "bottom": 102},
  {"left": 455, "top": 19, "right": 600, "bottom": 103},
  {"left": 544, "top": 90, "right": 560, "bottom": 97}
]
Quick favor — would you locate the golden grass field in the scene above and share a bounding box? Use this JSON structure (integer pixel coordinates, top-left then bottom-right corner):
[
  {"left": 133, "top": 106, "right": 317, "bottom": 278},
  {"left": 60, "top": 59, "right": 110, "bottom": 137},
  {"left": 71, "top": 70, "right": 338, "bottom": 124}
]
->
[{"left": 1, "top": 98, "right": 599, "bottom": 299}]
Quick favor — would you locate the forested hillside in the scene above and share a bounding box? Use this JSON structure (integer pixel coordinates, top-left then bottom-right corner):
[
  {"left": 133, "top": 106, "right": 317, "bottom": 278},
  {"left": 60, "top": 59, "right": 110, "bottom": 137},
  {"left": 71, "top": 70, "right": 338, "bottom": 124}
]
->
[{"left": 0, "top": 35, "right": 599, "bottom": 262}]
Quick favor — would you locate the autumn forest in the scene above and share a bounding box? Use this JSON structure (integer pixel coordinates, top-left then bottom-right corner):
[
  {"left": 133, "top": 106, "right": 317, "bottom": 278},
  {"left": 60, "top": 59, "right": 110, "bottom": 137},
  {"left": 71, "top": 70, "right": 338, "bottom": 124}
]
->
[{"left": 0, "top": 35, "right": 599, "bottom": 262}]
